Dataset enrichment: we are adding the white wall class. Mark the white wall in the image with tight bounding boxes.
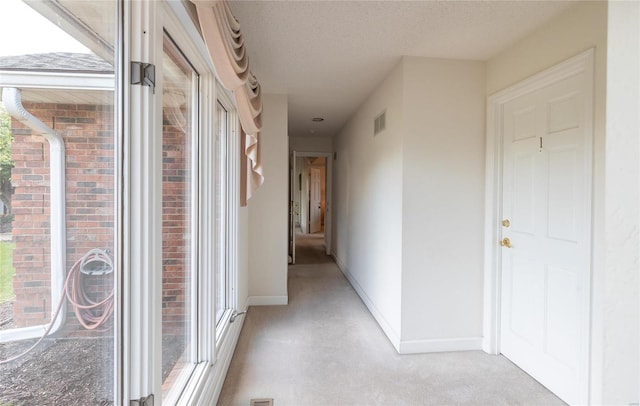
[485,2,611,402]
[333,57,486,351]
[603,1,639,403]
[333,62,404,344]
[290,135,333,153]
[400,57,485,348]
[248,94,289,305]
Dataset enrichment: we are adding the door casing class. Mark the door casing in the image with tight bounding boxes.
[483,49,594,404]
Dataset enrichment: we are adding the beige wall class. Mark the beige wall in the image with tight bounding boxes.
[603,1,639,403]
[289,135,333,153]
[333,57,486,352]
[401,57,486,347]
[248,94,289,304]
[332,62,405,344]
[486,1,607,95]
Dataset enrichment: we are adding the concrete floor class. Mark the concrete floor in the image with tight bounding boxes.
[217,233,565,405]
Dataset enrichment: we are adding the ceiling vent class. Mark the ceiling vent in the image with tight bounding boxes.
[374,110,386,135]
[250,399,274,406]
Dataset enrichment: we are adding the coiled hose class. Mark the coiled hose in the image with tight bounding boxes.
[0,248,114,365]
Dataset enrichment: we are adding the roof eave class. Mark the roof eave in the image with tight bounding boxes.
[0,70,114,91]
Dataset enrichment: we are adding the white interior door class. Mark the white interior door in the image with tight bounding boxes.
[500,71,591,405]
[309,167,322,233]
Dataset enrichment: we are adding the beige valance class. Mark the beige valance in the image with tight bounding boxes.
[191,0,264,205]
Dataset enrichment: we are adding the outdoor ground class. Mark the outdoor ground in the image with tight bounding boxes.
[0,237,115,405]
[0,306,183,406]
[0,335,114,405]
[0,242,15,304]
[0,238,185,405]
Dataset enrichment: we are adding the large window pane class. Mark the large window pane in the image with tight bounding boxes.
[161,34,197,397]
[215,101,228,326]
[0,0,117,404]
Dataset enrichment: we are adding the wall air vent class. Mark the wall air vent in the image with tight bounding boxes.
[374,110,386,135]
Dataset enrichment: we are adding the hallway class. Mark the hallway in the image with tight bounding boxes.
[217,235,564,405]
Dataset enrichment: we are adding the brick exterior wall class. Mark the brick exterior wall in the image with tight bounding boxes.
[9,102,189,337]
[10,102,115,335]
[162,115,190,336]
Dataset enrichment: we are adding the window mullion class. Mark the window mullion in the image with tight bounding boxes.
[123,0,161,402]
[228,114,239,312]
[200,77,217,364]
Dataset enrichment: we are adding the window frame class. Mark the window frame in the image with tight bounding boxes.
[214,88,239,342]
[151,3,241,404]
[159,29,202,404]
[0,1,122,403]
[0,0,244,404]
[0,73,115,346]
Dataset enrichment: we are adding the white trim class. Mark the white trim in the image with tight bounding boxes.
[227,98,240,314]
[332,252,401,353]
[197,71,216,372]
[23,0,114,63]
[218,83,237,328]
[201,80,217,358]
[189,53,201,379]
[399,337,483,354]
[0,71,114,91]
[124,0,160,401]
[483,48,594,404]
[113,2,125,403]
[166,0,217,75]
[247,296,289,306]
[119,1,132,403]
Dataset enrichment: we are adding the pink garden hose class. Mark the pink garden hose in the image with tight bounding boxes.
[0,248,114,365]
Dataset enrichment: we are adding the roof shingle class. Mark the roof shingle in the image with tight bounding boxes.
[0,52,112,74]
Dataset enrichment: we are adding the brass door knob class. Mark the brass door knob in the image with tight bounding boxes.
[500,237,512,248]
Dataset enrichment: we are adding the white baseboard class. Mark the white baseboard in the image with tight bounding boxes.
[247,295,288,306]
[332,252,483,355]
[331,252,401,352]
[399,337,483,354]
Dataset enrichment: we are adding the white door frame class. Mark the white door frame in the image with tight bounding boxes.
[482,49,594,403]
[291,151,333,262]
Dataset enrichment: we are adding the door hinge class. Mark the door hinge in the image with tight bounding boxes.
[131,61,155,94]
[131,394,154,406]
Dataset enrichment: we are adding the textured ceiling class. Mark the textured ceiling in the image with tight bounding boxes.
[229,1,576,138]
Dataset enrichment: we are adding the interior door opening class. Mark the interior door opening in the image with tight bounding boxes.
[289,151,332,265]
